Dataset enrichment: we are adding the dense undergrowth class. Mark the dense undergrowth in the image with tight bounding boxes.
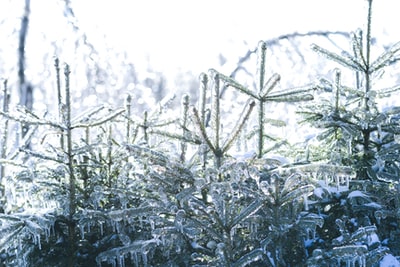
[1,1,400,266]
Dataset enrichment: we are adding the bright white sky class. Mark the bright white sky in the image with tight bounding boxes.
[70,0,399,74]
[1,0,399,79]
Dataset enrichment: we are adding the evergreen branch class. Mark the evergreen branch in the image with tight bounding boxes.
[0,111,64,130]
[351,30,367,68]
[265,93,314,102]
[296,111,323,124]
[229,198,263,228]
[233,249,265,267]
[341,50,367,71]
[125,144,169,166]
[365,0,373,68]
[180,94,190,161]
[71,105,105,124]
[149,92,176,118]
[222,100,256,154]
[211,69,259,99]
[150,129,202,145]
[191,106,216,154]
[149,118,179,128]
[142,110,150,144]
[265,86,316,101]
[149,171,175,190]
[257,41,267,92]
[311,44,365,72]
[370,41,400,72]
[317,77,334,91]
[0,159,30,168]
[71,108,124,129]
[15,105,41,119]
[211,71,221,154]
[54,58,65,150]
[262,140,288,155]
[259,73,281,99]
[281,173,303,195]
[19,148,64,163]
[199,73,208,125]
[334,69,341,112]
[279,184,314,206]
[107,206,158,221]
[0,221,25,250]
[125,94,132,142]
[186,216,223,243]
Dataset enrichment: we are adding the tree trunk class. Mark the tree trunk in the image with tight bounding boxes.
[18,0,33,138]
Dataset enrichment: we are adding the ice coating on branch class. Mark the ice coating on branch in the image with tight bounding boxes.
[96,240,157,267]
[332,245,367,267]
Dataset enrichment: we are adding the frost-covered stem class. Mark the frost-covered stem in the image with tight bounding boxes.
[334,69,341,112]
[55,58,64,150]
[125,94,132,143]
[0,80,9,194]
[363,0,373,158]
[211,72,222,168]
[333,69,342,141]
[363,0,372,112]
[396,184,400,226]
[257,41,267,92]
[199,73,208,169]
[64,64,76,263]
[142,111,149,144]
[353,30,363,90]
[199,73,208,125]
[222,100,256,154]
[257,42,267,158]
[180,94,190,162]
[257,100,265,159]
[107,124,113,187]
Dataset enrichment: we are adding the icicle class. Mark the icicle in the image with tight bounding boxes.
[174,210,185,233]
[149,217,155,230]
[117,252,125,267]
[99,221,104,236]
[303,194,309,211]
[230,225,237,243]
[335,175,340,190]
[79,224,85,239]
[35,234,41,250]
[130,251,139,267]
[141,246,149,267]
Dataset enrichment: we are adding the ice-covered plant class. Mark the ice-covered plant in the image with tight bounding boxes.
[299,0,400,181]
[297,0,400,264]
[191,71,256,168]
[213,41,316,159]
[92,144,318,266]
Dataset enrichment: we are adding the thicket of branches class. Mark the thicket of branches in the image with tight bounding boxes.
[1,0,400,266]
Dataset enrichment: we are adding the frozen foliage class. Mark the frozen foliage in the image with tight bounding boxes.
[380,254,400,267]
[0,0,400,266]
